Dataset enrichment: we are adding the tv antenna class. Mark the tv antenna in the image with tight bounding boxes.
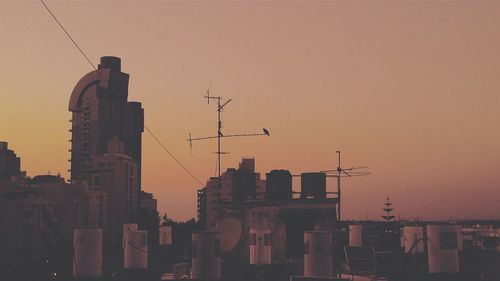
[321,150,369,279]
[321,151,370,222]
[188,87,270,201]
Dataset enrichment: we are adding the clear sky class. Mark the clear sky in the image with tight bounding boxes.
[1,1,499,221]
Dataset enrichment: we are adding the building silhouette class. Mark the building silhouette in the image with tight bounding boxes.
[68,56,143,189]
[197,158,338,268]
[76,137,139,235]
[67,57,153,271]
[0,173,86,273]
[0,141,21,180]
[0,57,159,276]
[140,191,158,214]
[68,56,143,232]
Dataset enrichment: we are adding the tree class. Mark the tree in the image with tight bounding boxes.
[381,196,395,223]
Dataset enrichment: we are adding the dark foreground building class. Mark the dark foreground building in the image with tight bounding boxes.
[197,158,339,280]
[0,174,86,278]
[0,141,21,180]
[68,56,144,188]
[68,56,144,233]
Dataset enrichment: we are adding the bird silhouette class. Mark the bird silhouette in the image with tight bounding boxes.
[263,128,270,136]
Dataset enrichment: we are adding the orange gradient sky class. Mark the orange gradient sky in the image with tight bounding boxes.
[1,1,499,221]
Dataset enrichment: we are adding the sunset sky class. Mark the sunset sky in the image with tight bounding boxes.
[1,1,499,221]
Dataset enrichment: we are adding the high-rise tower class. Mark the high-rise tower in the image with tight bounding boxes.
[68,56,144,187]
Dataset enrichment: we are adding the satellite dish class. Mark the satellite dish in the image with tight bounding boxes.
[219,218,242,253]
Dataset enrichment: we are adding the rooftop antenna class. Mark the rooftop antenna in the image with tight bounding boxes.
[321,151,369,222]
[188,87,270,208]
[206,84,212,104]
[321,150,369,278]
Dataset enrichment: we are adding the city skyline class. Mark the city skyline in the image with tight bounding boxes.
[1,1,499,221]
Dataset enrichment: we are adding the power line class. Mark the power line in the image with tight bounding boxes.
[145,127,204,186]
[40,0,96,70]
[39,0,204,187]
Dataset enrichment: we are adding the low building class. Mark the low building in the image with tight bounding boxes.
[76,137,139,241]
[0,177,86,269]
[200,158,338,266]
[218,197,338,262]
[140,191,158,214]
[0,141,21,180]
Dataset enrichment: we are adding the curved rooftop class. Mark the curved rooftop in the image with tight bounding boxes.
[68,68,111,112]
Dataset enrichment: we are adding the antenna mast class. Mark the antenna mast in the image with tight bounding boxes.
[202,88,227,202]
[321,151,369,279]
[189,87,270,216]
[321,151,370,221]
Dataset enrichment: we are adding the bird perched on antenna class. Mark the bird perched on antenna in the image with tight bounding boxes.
[263,128,270,136]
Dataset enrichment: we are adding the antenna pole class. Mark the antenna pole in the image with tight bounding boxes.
[336,150,341,221]
[320,150,368,279]
[335,150,341,279]
[192,90,270,229]
[217,97,222,201]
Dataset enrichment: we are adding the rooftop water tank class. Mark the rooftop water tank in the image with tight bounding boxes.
[403,226,424,254]
[427,224,460,273]
[192,231,221,280]
[232,168,257,202]
[304,231,333,277]
[301,173,326,199]
[73,228,102,278]
[123,223,138,248]
[124,230,148,269]
[159,225,172,246]
[349,225,363,246]
[266,170,292,200]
